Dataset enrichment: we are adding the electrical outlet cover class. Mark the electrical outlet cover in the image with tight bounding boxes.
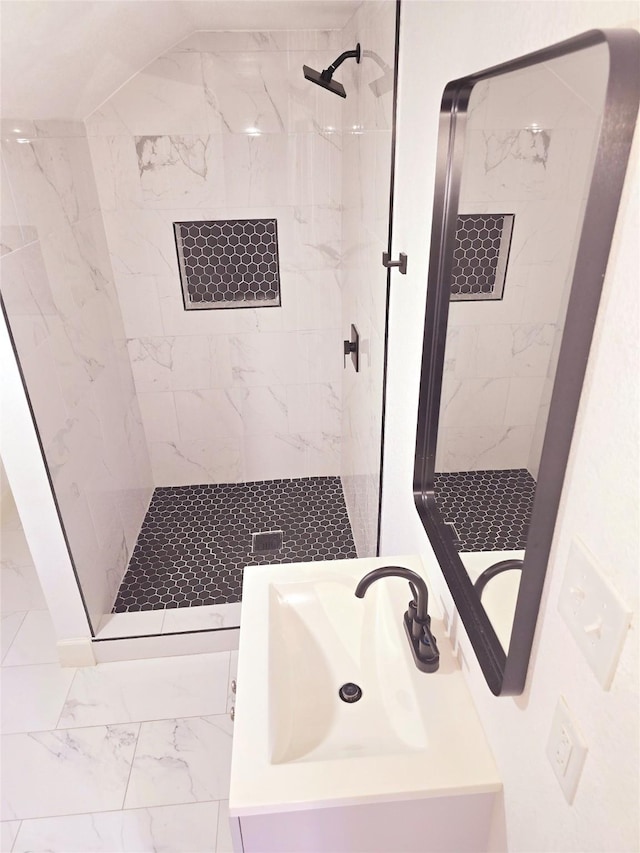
[546,697,588,804]
[558,539,632,690]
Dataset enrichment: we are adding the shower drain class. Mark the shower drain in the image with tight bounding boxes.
[251,530,283,554]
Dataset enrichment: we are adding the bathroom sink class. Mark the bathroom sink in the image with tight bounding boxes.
[268,575,427,764]
[230,555,501,817]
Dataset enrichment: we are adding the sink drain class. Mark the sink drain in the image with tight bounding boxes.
[338,682,363,703]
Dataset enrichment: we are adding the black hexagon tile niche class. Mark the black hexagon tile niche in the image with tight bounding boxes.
[112,477,357,613]
[174,218,281,310]
[450,214,514,301]
[433,468,536,551]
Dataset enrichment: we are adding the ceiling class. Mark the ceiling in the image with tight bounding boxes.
[0,0,361,120]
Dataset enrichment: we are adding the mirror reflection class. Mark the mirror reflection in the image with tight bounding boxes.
[433,44,610,652]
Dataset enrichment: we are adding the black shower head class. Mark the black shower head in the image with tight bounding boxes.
[302,64,347,98]
[302,43,361,99]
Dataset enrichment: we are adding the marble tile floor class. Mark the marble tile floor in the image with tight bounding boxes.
[1,496,237,852]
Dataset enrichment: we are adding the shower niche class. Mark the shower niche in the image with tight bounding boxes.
[450,213,514,302]
[174,218,282,310]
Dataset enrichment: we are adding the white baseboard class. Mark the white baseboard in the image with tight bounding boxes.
[57,638,96,667]
[93,627,240,663]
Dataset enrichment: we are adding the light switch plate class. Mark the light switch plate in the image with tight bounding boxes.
[558,539,631,689]
[546,697,588,804]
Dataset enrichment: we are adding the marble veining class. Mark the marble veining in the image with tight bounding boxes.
[87,29,344,485]
[124,716,233,809]
[136,135,208,180]
[11,802,222,853]
[58,652,230,728]
[1,664,76,734]
[1,724,139,820]
[0,504,235,851]
[439,57,602,472]
[436,424,534,473]
[483,128,551,173]
[0,561,47,615]
[1,125,153,629]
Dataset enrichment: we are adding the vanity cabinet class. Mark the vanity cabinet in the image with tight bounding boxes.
[231,791,497,853]
[230,555,502,853]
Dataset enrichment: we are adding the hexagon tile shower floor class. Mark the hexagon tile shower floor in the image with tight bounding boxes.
[433,468,536,551]
[113,477,357,612]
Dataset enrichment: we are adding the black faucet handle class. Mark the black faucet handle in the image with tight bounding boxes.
[408,581,418,606]
[418,627,440,672]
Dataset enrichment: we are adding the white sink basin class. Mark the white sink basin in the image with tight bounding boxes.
[268,575,428,764]
[230,555,500,817]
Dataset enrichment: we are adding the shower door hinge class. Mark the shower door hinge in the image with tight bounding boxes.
[382,251,407,275]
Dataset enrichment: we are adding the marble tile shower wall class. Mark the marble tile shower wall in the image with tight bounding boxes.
[436,50,606,475]
[86,30,345,486]
[340,1,396,556]
[0,120,154,626]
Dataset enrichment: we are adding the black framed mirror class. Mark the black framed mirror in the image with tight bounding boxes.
[413,29,640,696]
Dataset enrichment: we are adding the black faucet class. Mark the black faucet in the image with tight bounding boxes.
[355,566,439,673]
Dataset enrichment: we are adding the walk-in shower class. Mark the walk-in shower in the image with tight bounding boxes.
[1,1,399,642]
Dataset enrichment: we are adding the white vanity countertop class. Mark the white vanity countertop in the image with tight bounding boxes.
[229,554,501,817]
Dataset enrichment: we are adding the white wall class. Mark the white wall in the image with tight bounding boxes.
[383,2,639,850]
[87,30,344,486]
[1,120,153,629]
[340,0,396,555]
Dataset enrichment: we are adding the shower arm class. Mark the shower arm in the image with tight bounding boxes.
[321,45,361,81]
